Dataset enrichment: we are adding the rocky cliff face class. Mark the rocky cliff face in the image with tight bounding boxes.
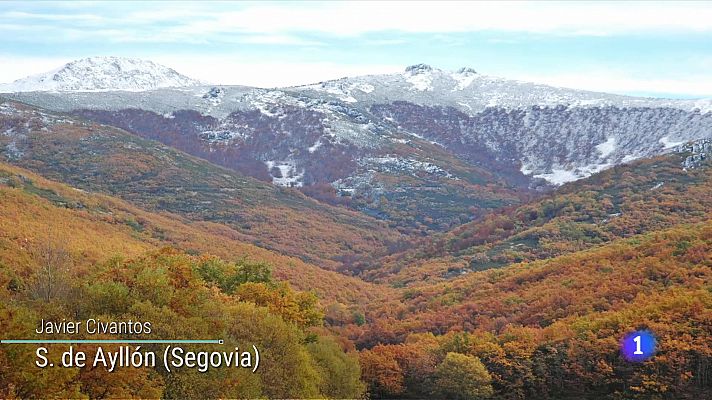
[676,138,712,170]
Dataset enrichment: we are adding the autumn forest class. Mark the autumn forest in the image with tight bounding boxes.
[0,99,710,400]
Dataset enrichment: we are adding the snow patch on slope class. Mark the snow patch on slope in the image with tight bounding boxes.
[265,160,304,187]
[533,168,580,185]
[308,140,322,153]
[596,137,616,158]
[357,83,375,93]
[660,136,685,149]
[529,161,614,185]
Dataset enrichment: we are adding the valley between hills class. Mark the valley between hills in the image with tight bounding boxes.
[1,58,711,399]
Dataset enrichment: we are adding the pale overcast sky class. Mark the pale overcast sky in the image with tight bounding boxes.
[1,1,711,98]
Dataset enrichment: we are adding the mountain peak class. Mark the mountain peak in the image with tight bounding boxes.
[0,56,201,92]
[456,67,477,75]
[404,63,434,74]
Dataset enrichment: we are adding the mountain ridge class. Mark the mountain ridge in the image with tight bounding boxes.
[0,56,202,92]
[4,57,712,233]
[4,57,711,110]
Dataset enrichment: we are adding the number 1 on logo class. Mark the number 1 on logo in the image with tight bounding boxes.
[633,335,643,355]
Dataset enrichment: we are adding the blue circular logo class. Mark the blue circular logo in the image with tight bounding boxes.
[620,330,656,362]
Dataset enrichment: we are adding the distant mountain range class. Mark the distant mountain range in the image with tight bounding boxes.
[3,56,712,232]
[0,56,200,92]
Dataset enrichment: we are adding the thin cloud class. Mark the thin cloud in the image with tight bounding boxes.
[1,10,105,23]
[131,2,712,37]
[3,1,712,43]
[236,35,325,46]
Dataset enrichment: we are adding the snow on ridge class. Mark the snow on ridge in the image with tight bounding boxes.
[0,56,201,93]
[693,99,712,114]
[298,79,361,103]
[404,64,434,91]
[451,67,477,90]
[289,64,706,115]
[4,58,705,117]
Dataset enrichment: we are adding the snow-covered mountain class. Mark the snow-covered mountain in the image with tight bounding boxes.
[3,60,712,231]
[0,56,201,92]
[295,63,712,115]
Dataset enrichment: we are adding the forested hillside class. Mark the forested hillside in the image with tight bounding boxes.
[0,248,366,398]
[0,161,393,306]
[0,98,710,399]
[0,100,407,273]
[370,150,712,286]
[349,222,712,398]
[0,161,381,397]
